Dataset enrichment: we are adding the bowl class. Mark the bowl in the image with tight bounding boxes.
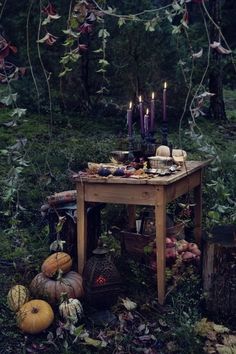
[148,156,173,169]
[111,150,130,162]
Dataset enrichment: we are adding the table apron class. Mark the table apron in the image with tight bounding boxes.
[166,170,201,203]
[84,183,157,205]
[81,170,201,205]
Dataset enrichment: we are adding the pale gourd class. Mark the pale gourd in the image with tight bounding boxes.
[59,298,83,324]
[7,285,29,312]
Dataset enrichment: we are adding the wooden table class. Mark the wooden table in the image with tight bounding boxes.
[73,160,209,305]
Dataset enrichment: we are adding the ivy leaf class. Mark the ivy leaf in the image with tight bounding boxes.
[172,25,181,34]
[145,21,155,32]
[118,17,126,27]
[98,28,110,38]
[84,337,104,348]
[50,240,65,252]
[98,59,109,66]
[93,48,103,53]
[10,108,27,118]
[59,67,72,77]
[2,120,17,127]
[0,93,18,106]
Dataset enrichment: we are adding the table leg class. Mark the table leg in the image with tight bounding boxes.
[155,186,166,305]
[76,183,87,274]
[193,171,202,246]
[127,205,136,231]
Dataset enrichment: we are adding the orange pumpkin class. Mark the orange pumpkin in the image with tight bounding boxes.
[17,299,54,334]
[30,271,84,304]
[41,252,72,278]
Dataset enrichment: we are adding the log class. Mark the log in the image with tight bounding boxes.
[203,225,236,323]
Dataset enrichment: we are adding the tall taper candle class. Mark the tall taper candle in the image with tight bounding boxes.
[144,108,149,136]
[163,82,167,121]
[150,92,155,131]
[139,95,144,136]
[127,101,133,137]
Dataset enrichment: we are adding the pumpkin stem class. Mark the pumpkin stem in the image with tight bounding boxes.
[32,307,39,314]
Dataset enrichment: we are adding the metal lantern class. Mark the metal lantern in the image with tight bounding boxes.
[83,245,122,309]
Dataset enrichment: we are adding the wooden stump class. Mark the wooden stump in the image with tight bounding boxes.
[203,225,236,323]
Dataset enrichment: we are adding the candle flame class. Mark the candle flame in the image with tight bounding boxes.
[146,108,149,115]
[139,95,142,103]
[129,101,132,109]
[164,82,167,89]
[151,92,155,100]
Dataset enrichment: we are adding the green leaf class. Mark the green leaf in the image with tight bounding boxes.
[98,28,110,39]
[98,59,109,66]
[10,108,27,118]
[84,337,103,348]
[59,67,72,77]
[0,93,18,106]
[93,48,103,53]
[118,17,126,27]
[70,17,78,29]
[172,25,181,34]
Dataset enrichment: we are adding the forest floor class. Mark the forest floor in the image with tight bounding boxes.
[0,92,235,353]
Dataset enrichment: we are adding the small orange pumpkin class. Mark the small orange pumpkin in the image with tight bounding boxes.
[30,271,84,304]
[41,252,72,278]
[17,299,54,334]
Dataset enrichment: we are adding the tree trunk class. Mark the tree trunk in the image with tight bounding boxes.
[208,0,227,121]
[203,225,236,324]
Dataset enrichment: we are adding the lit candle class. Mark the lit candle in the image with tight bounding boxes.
[139,95,144,136]
[127,101,133,137]
[163,82,167,121]
[150,92,155,131]
[144,108,149,136]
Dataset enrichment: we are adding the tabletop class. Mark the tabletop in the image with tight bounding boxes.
[73,160,210,186]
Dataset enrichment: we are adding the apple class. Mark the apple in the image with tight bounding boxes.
[188,243,199,253]
[166,237,175,248]
[181,251,195,261]
[176,239,188,253]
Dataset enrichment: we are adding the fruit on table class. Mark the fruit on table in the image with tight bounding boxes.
[7,284,29,312]
[98,167,111,176]
[41,252,72,278]
[17,299,54,334]
[30,271,84,304]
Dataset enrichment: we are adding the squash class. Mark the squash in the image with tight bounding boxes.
[59,298,83,324]
[155,145,170,157]
[30,271,84,304]
[7,285,29,312]
[41,252,72,278]
[17,299,54,334]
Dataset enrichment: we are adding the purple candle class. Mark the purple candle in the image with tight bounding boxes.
[127,101,133,137]
[150,92,155,131]
[163,82,167,121]
[144,108,149,136]
[139,95,144,136]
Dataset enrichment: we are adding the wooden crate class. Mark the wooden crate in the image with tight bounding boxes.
[120,230,155,257]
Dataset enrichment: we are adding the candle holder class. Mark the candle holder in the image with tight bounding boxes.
[142,131,158,158]
[161,120,168,146]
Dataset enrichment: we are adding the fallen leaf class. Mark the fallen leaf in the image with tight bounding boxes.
[121,297,137,311]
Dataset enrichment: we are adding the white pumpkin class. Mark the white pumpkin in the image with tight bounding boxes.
[155,145,170,157]
[59,298,83,324]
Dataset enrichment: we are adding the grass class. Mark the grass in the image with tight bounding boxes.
[0,99,235,353]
